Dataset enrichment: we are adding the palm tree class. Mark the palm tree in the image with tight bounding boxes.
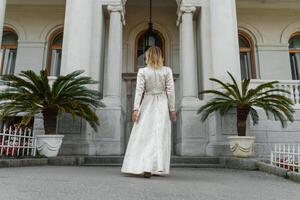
[0,70,104,135]
[198,72,295,136]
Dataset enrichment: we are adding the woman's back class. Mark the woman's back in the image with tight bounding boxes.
[135,66,175,112]
[140,66,173,94]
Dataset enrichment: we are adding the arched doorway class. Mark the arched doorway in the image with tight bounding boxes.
[135,29,165,71]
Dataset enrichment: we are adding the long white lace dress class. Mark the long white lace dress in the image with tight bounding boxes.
[121,66,175,175]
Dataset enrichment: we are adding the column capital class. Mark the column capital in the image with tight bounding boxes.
[107,4,126,25]
[180,6,196,14]
[107,4,123,12]
[176,6,196,26]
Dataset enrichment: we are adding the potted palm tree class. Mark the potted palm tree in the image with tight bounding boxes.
[198,72,295,157]
[0,70,104,157]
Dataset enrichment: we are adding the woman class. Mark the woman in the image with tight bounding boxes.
[121,46,176,178]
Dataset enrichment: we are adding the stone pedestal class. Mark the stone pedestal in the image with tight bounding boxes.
[95,107,125,155]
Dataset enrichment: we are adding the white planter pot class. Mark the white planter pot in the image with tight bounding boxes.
[36,135,64,157]
[228,136,256,158]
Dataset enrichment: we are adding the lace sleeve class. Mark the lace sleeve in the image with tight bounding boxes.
[166,67,175,112]
[133,68,145,111]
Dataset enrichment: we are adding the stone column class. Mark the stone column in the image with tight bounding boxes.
[57,0,96,155]
[0,0,7,46]
[98,4,125,155]
[103,5,123,106]
[176,6,205,156]
[210,0,241,81]
[206,0,241,156]
[180,6,198,103]
[61,0,93,75]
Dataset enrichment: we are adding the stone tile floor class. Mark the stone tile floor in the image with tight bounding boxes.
[0,166,298,200]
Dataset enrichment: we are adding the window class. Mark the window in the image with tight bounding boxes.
[135,29,164,72]
[47,29,63,76]
[289,32,300,80]
[0,27,18,75]
[239,32,256,80]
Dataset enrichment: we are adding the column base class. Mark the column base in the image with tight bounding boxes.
[175,97,209,156]
[60,140,97,155]
[57,96,125,156]
[92,97,125,155]
[206,142,231,157]
[60,139,125,156]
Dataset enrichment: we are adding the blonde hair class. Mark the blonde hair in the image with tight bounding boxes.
[145,46,164,68]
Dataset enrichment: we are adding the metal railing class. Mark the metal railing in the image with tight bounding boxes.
[271,144,300,172]
[0,125,36,157]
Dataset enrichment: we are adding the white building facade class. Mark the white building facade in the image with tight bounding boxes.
[1,0,300,157]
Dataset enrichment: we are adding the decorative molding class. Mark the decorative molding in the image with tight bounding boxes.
[238,22,264,45]
[176,6,196,26]
[107,4,126,25]
[180,6,196,13]
[107,4,123,12]
[3,21,26,40]
[39,23,64,41]
[280,21,300,44]
[256,44,289,51]
[17,40,46,47]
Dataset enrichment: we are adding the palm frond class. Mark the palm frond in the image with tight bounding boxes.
[0,70,105,132]
[249,108,259,125]
[198,73,295,136]
[227,72,242,100]
[209,77,240,100]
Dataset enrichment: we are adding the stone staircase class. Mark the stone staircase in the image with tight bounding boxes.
[81,156,224,168]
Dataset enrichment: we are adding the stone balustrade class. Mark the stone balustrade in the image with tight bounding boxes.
[250,79,300,106]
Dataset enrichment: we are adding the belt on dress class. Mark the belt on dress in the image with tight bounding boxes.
[144,91,166,95]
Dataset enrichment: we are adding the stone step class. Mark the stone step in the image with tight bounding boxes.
[81,163,224,168]
[171,156,220,164]
[171,164,224,168]
[83,156,123,164]
[82,156,222,166]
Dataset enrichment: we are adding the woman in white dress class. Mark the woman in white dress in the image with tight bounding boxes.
[121,46,176,178]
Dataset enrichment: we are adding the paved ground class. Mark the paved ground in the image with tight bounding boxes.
[0,166,299,200]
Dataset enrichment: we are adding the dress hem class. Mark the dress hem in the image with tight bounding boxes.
[121,170,169,176]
